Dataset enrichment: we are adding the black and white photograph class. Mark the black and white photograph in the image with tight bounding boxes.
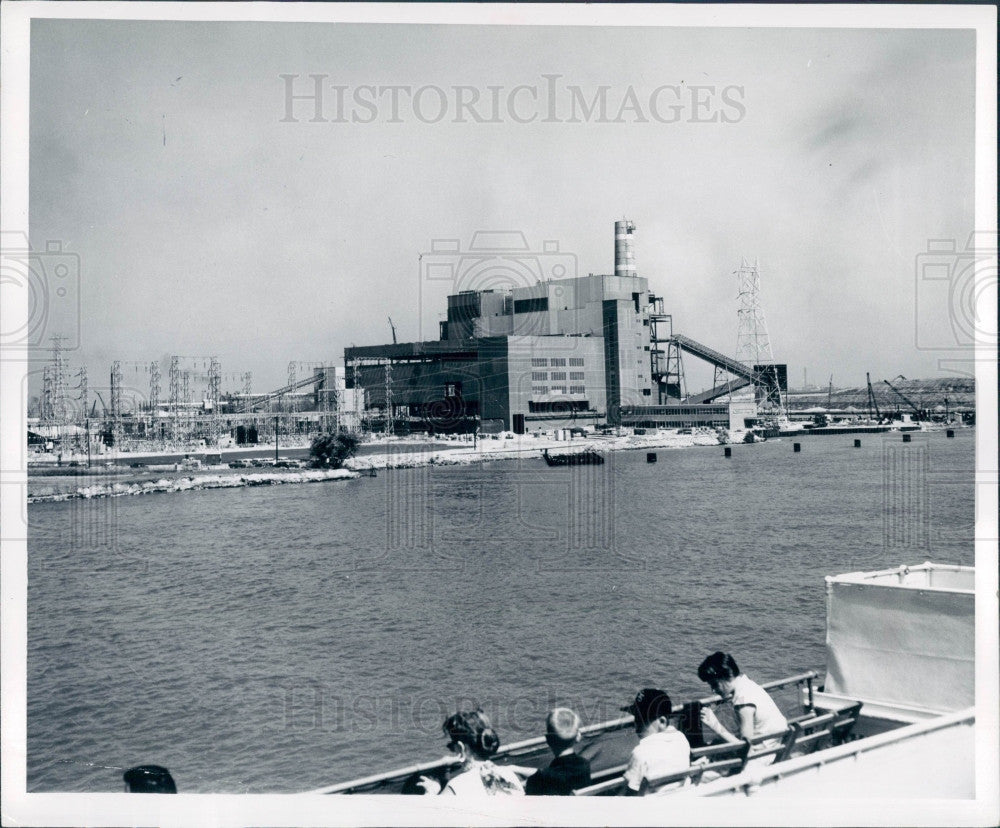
[1,2,997,826]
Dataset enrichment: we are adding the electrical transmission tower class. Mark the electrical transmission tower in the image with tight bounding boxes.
[41,365,53,421]
[733,258,784,414]
[208,358,221,438]
[110,360,124,446]
[169,357,180,440]
[384,361,394,435]
[78,367,88,420]
[149,361,161,411]
[49,335,68,423]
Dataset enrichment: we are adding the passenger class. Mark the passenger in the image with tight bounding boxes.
[418,709,525,796]
[524,707,591,796]
[697,651,788,754]
[122,765,177,793]
[621,687,691,795]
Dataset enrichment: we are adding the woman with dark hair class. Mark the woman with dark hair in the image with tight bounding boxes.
[697,651,787,751]
[418,709,525,796]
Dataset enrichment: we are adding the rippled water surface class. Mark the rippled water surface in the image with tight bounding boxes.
[27,431,975,792]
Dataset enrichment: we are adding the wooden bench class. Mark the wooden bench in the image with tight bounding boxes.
[785,701,863,756]
[571,703,863,797]
[572,742,753,796]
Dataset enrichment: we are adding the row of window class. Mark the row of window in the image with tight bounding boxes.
[531,371,587,381]
[529,357,585,367]
[531,386,587,396]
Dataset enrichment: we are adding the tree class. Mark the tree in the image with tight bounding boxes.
[309,431,360,469]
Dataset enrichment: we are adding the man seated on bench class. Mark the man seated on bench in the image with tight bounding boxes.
[697,651,787,762]
[621,687,691,795]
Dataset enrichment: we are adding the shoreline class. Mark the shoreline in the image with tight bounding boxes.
[27,423,967,502]
[342,429,724,470]
[27,430,725,502]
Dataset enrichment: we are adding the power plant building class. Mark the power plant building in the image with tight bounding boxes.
[345,221,759,433]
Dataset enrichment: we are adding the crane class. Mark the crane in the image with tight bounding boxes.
[388,316,397,345]
[883,378,927,421]
[866,373,882,423]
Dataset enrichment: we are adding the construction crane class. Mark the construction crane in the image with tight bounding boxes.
[883,378,927,421]
[866,373,882,423]
[388,316,397,345]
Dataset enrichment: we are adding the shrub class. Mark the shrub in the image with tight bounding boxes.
[309,431,361,469]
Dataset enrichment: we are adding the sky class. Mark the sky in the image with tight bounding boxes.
[28,20,977,403]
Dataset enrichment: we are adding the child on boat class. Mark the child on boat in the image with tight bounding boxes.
[621,687,691,795]
[524,707,591,795]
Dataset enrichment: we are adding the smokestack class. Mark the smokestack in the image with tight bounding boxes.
[614,219,636,277]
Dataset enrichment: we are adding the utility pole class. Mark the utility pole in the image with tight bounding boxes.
[274,415,279,462]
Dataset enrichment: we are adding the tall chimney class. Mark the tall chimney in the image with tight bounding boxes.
[614,219,636,277]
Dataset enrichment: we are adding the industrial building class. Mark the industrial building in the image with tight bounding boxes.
[345,221,783,434]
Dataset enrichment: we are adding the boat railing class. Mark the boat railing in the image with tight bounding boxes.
[574,699,863,798]
[309,670,818,795]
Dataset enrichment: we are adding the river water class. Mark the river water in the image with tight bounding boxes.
[26,430,975,793]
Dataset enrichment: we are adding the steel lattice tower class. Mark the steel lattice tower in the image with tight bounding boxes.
[78,367,88,420]
[41,365,53,421]
[207,358,221,438]
[149,361,160,412]
[50,335,68,423]
[169,357,180,439]
[733,258,784,413]
[384,361,394,435]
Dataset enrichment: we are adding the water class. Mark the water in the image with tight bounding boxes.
[26,431,975,793]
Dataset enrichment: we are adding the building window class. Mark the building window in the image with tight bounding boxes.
[643,388,651,396]
[531,358,548,367]
[532,371,547,381]
[569,371,585,380]
[569,357,584,366]
[532,386,548,396]
[549,358,566,366]
[570,385,586,394]
[514,297,549,314]
[551,386,566,394]
[550,371,566,380]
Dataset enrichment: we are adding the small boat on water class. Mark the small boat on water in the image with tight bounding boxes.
[310,562,977,800]
[541,449,605,466]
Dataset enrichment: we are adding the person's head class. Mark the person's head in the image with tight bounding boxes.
[622,688,672,737]
[697,651,741,697]
[123,765,177,793]
[544,707,581,755]
[442,709,500,762]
